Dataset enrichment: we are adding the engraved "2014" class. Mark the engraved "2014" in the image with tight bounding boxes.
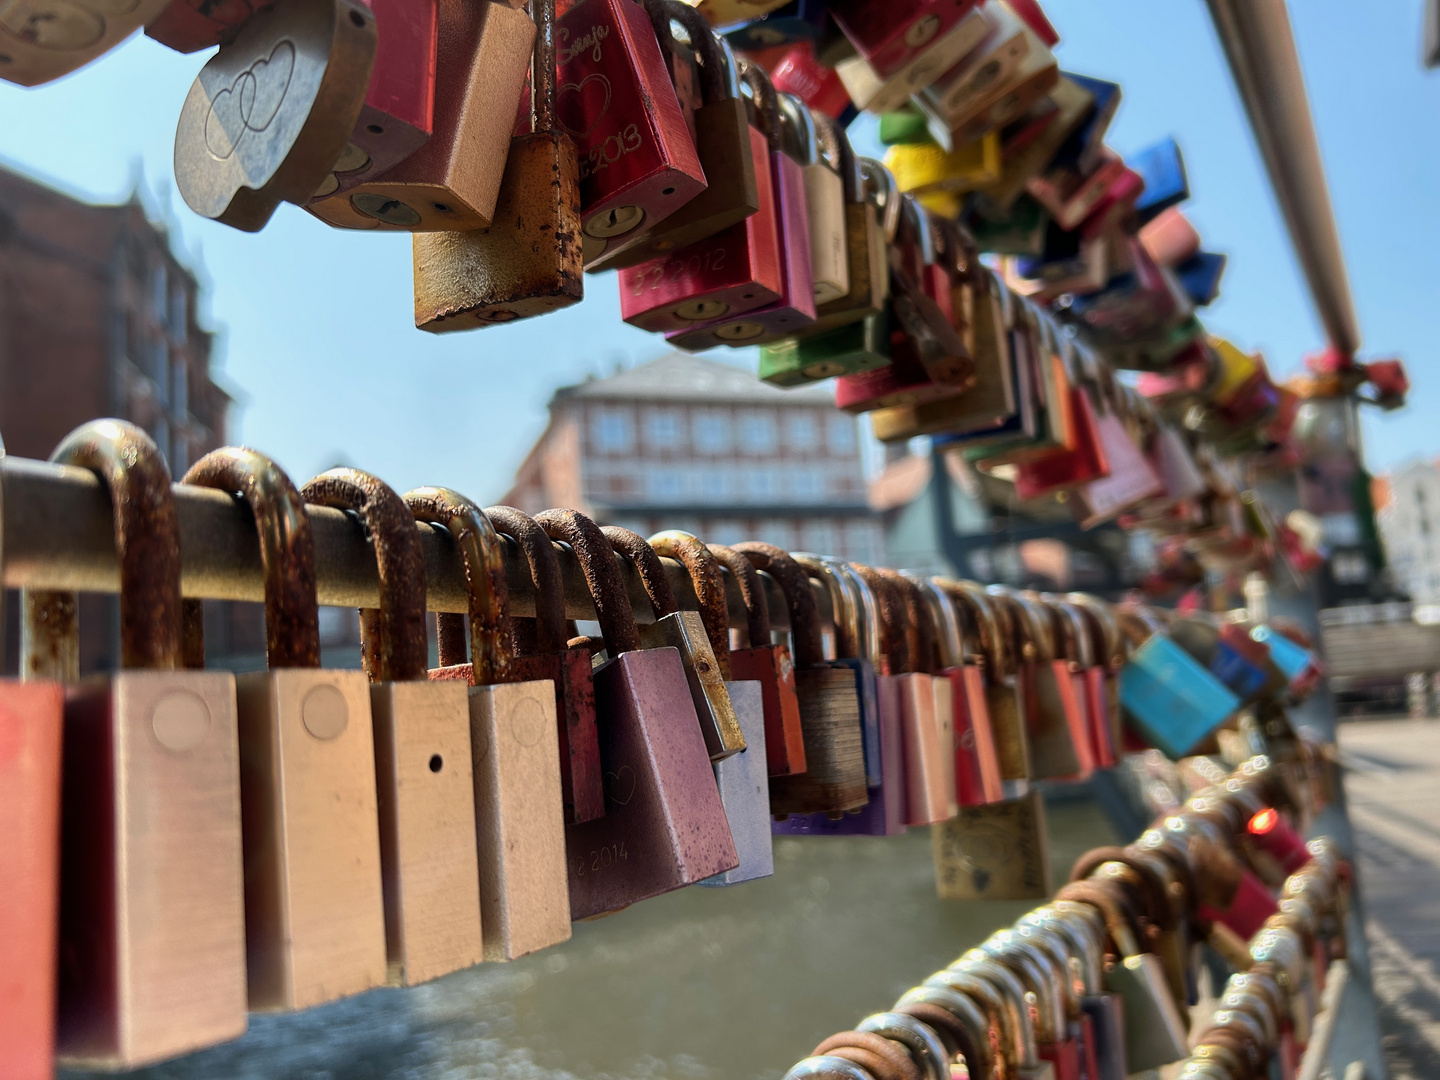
[578,123,642,182]
[628,246,728,295]
[574,841,628,877]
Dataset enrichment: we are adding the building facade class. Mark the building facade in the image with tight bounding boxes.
[1377,460,1440,606]
[504,354,883,563]
[0,164,242,673]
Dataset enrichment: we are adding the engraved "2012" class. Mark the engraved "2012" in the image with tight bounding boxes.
[574,841,628,877]
[578,123,642,181]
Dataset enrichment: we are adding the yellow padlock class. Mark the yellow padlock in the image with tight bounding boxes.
[883,130,1000,196]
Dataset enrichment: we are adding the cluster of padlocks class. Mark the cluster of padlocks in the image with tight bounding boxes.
[785,758,1352,1080]
[0,416,1330,1074]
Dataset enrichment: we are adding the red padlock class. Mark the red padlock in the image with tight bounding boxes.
[557,0,708,263]
[829,0,979,81]
[769,41,853,121]
[1249,808,1313,877]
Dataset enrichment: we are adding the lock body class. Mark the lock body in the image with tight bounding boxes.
[513,651,605,824]
[413,132,585,329]
[1118,635,1240,758]
[0,0,172,86]
[767,667,868,815]
[557,0,707,262]
[898,671,949,825]
[468,681,573,959]
[57,671,247,1068]
[370,679,483,984]
[0,681,65,1078]
[801,155,849,305]
[701,681,775,885]
[835,324,963,413]
[810,199,888,334]
[639,610,745,760]
[234,669,387,1012]
[832,0,979,78]
[174,0,378,232]
[566,648,737,919]
[939,667,984,807]
[835,3,990,115]
[729,642,807,776]
[959,665,1003,800]
[1028,659,1089,779]
[931,788,1051,900]
[311,0,535,231]
[915,3,1029,131]
[147,0,270,52]
[760,311,891,387]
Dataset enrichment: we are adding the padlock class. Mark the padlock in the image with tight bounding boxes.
[931,963,1034,1079]
[985,931,1082,1080]
[412,0,583,329]
[931,578,1003,803]
[722,0,826,50]
[693,0,791,30]
[0,678,64,1079]
[734,542,868,816]
[810,1028,939,1080]
[772,556,904,836]
[1053,879,1190,1073]
[308,0,533,230]
[769,40,855,124]
[708,543,807,776]
[24,423,247,1067]
[602,526,743,760]
[888,197,973,390]
[1117,614,1241,759]
[147,0,271,52]
[1016,592,1093,780]
[779,93,848,305]
[299,472,480,985]
[855,1013,951,1080]
[834,0,990,116]
[759,310,893,388]
[912,973,1013,1080]
[646,532,773,886]
[990,587,1066,777]
[909,574,981,810]
[176,449,385,1014]
[1051,596,1116,769]
[666,60,816,349]
[1024,907,1120,1080]
[1077,854,1190,1015]
[948,952,1058,1079]
[535,510,735,918]
[409,490,571,960]
[830,0,976,80]
[591,9,760,271]
[174,0,377,231]
[0,0,172,86]
[971,79,1094,218]
[1066,593,1125,763]
[554,0,707,264]
[1169,813,1279,942]
[304,0,441,200]
[884,129,1000,197]
[932,787,1051,900]
[950,580,1030,789]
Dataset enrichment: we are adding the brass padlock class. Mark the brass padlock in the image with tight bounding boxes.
[308,0,535,231]
[174,0,377,231]
[954,580,1032,787]
[409,489,572,960]
[413,0,584,329]
[779,93,848,305]
[180,449,386,1012]
[0,0,172,86]
[25,422,247,1067]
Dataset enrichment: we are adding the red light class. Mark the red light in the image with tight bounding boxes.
[1249,808,1279,835]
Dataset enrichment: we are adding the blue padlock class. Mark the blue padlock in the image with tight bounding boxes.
[1131,136,1188,224]
[1119,634,1240,759]
[723,0,827,50]
[1250,625,1315,684]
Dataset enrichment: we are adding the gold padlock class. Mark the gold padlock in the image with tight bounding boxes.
[0,0,172,87]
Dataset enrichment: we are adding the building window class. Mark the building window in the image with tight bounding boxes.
[170,284,187,336]
[758,520,795,550]
[591,408,634,454]
[739,411,778,454]
[151,264,168,324]
[747,469,779,500]
[644,408,683,449]
[707,519,746,545]
[172,356,188,417]
[785,411,819,450]
[693,410,732,454]
[844,521,882,565]
[791,468,825,501]
[827,413,858,454]
[647,467,684,501]
[802,520,837,556]
[699,468,730,500]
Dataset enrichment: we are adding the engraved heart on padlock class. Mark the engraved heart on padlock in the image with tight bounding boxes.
[203,39,296,159]
[556,72,612,140]
[603,764,636,806]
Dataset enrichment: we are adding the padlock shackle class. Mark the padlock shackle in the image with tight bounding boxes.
[603,526,678,623]
[1048,597,1094,668]
[936,579,1006,675]
[811,111,858,204]
[857,159,901,242]
[1024,906,1104,997]
[405,488,513,686]
[1065,592,1124,671]
[663,0,727,104]
[301,468,429,683]
[906,576,963,672]
[883,569,935,676]
[738,58,782,152]
[838,561,883,668]
[985,586,1040,666]
[981,932,1066,1045]
[794,554,856,661]
[733,542,824,669]
[949,954,1042,1070]
[852,565,910,675]
[707,543,770,648]
[535,510,643,654]
[1013,918,1084,1019]
[649,529,731,679]
[531,0,557,133]
[856,1012,950,1080]
[485,505,568,655]
[182,446,321,670]
[776,92,818,166]
[38,420,182,673]
[895,983,995,1080]
[1053,878,1145,960]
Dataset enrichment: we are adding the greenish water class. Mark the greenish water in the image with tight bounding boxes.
[65,799,1120,1080]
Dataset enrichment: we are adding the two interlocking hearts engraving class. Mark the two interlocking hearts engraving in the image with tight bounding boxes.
[603,764,636,806]
[0,0,141,50]
[204,39,296,160]
[555,72,611,141]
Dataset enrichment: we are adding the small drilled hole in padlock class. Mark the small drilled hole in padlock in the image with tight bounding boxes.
[429,754,443,773]
[0,54,11,64]
[367,123,384,135]
[433,203,452,212]
[662,187,676,196]
[350,11,366,27]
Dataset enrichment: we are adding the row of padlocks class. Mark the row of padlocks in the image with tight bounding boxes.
[1,416,1326,1075]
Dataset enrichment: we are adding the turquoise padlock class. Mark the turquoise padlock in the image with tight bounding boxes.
[1250,625,1315,684]
[1119,634,1241,758]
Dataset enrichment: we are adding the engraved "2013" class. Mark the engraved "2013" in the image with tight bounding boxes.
[578,123,642,182]
[574,841,628,877]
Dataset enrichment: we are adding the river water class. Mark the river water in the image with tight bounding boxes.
[63,798,1120,1080]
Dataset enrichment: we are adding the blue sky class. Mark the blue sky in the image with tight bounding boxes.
[0,0,1434,501]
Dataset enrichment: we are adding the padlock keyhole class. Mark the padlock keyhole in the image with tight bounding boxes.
[429,754,444,773]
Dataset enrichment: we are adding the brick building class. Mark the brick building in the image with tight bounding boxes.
[0,163,247,672]
[504,353,883,563]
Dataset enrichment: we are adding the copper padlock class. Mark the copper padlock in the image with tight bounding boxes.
[932,577,1003,802]
[412,0,583,328]
[0,0,172,86]
[309,0,534,230]
[293,471,479,987]
[536,510,735,919]
[182,449,386,1011]
[952,580,1031,790]
[26,422,247,1067]
[556,0,707,263]
[147,0,271,52]
[1012,591,1090,780]
[604,526,744,760]
[708,542,806,777]
[174,0,377,231]
[590,3,760,271]
[411,490,571,960]
[735,542,867,816]
[0,678,64,1079]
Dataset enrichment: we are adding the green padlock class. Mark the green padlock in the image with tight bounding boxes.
[759,310,892,387]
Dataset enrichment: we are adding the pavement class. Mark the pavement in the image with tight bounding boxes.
[1338,718,1440,1080]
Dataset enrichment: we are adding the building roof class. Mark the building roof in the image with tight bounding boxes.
[553,352,837,406]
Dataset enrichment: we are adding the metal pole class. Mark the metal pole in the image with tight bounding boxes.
[1204,0,1361,360]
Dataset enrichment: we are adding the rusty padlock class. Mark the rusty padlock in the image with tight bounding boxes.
[410,490,572,960]
[24,422,247,1067]
[536,510,735,919]
[301,470,480,986]
[412,0,584,329]
[0,0,172,86]
[174,0,377,231]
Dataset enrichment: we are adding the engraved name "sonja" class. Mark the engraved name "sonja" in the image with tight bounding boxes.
[559,22,608,65]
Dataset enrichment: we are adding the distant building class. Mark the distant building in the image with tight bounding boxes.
[503,353,883,563]
[1378,460,1440,605]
